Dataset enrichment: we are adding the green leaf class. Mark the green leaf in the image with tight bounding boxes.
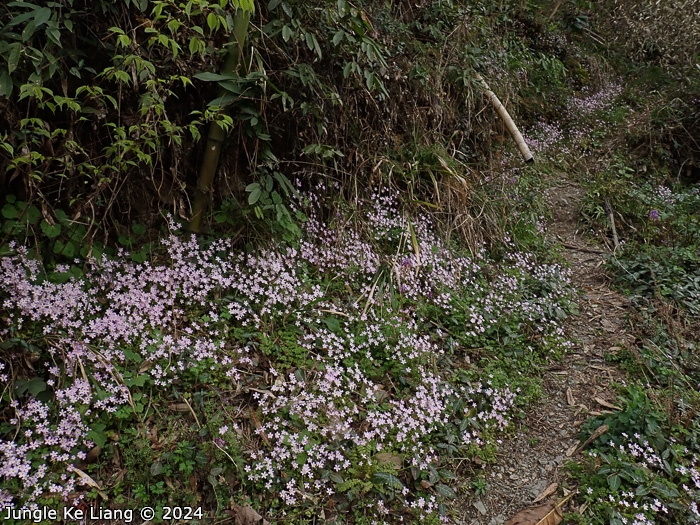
[40,220,61,238]
[434,483,458,499]
[332,30,344,46]
[206,12,218,34]
[608,474,621,492]
[372,472,403,490]
[189,36,202,57]
[26,377,47,396]
[22,20,37,42]
[150,461,163,476]
[34,7,52,28]
[7,43,21,74]
[46,25,62,48]
[248,186,262,205]
[0,70,11,97]
[267,0,282,10]
[194,71,239,82]
[329,472,344,484]
[343,61,354,78]
[86,425,107,448]
[323,317,341,332]
[62,241,75,258]
[1,204,18,219]
[281,24,292,42]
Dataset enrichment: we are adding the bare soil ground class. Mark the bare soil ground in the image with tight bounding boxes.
[453,178,634,524]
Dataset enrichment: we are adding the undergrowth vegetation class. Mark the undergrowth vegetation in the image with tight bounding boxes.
[1,188,574,521]
[1,0,700,523]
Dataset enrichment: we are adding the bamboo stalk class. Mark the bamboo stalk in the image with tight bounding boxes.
[188,9,251,233]
[474,73,534,164]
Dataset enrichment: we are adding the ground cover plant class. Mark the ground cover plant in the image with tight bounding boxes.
[0,186,575,522]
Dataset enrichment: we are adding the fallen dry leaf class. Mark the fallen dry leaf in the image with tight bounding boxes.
[571,424,609,456]
[505,493,574,525]
[532,482,558,503]
[566,388,575,406]
[594,397,621,411]
[504,501,561,525]
[376,452,403,468]
[233,503,270,525]
[70,466,108,500]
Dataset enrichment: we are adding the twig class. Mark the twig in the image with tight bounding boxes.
[604,198,619,250]
[548,0,563,21]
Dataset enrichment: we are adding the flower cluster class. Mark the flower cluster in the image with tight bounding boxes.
[585,433,700,524]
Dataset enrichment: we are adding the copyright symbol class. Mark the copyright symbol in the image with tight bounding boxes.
[140,507,155,521]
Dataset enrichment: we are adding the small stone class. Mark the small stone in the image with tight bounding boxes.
[473,500,487,515]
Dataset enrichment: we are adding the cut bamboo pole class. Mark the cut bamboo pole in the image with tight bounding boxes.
[474,73,534,164]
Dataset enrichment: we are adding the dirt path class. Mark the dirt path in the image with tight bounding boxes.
[454,178,634,524]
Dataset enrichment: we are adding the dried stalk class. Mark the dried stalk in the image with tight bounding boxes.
[604,198,619,250]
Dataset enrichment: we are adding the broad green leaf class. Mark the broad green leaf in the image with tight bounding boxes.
[372,472,403,490]
[62,241,75,258]
[194,72,239,82]
[7,43,22,73]
[150,461,163,476]
[189,36,202,56]
[332,30,344,46]
[0,70,11,97]
[207,12,218,34]
[248,186,262,205]
[1,204,18,219]
[608,474,621,491]
[34,7,52,28]
[281,24,292,42]
[40,220,61,238]
[435,483,457,498]
[22,20,37,42]
[329,472,344,484]
[268,0,282,10]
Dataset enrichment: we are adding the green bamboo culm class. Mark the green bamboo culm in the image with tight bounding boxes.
[189,8,251,233]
